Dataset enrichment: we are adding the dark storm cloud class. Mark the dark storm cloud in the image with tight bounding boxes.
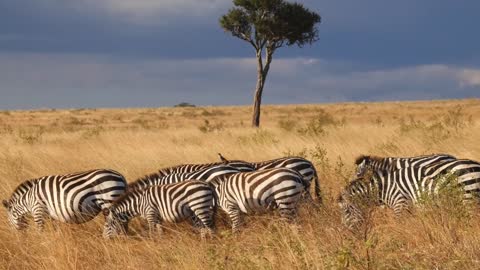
[0,0,479,109]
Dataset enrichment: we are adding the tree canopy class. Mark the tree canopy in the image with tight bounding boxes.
[220,0,321,52]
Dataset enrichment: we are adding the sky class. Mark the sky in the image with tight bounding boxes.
[0,0,479,109]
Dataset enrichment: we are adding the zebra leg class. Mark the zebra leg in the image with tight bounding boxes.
[191,208,214,239]
[278,202,298,223]
[146,210,163,237]
[32,204,47,231]
[227,206,243,233]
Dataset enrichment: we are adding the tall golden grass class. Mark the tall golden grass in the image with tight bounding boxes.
[1,99,480,269]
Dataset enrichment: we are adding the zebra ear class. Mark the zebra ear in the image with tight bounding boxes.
[102,208,110,216]
[354,155,369,165]
[2,200,9,209]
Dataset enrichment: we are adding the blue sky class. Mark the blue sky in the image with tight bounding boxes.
[1,0,479,109]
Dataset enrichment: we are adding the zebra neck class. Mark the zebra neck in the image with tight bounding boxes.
[208,175,227,188]
[113,191,144,220]
[373,158,395,171]
[372,171,405,209]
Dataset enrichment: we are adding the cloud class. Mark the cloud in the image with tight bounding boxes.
[459,69,480,87]
[72,0,231,24]
[0,52,478,109]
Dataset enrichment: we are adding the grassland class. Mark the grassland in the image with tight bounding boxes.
[1,99,480,269]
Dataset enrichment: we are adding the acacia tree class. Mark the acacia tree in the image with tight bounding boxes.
[220,0,321,127]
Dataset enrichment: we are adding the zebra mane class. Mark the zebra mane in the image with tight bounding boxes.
[9,178,39,201]
[354,155,385,165]
[127,172,163,190]
[254,156,304,166]
[111,188,140,208]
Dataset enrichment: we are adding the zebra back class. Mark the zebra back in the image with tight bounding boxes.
[128,165,244,190]
[355,153,457,177]
[152,160,254,177]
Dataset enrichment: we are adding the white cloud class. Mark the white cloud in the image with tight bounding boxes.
[80,0,231,23]
[458,69,480,87]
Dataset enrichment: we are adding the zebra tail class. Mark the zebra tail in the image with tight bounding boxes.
[211,189,219,230]
[312,166,322,204]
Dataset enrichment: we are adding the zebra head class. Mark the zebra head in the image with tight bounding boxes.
[337,191,364,230]
[354,155,371,177]
[102,208,129,238]
[2,199,28,230]
[338,177,379,229]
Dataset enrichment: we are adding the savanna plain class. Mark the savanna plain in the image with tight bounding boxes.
[1,99,480,270]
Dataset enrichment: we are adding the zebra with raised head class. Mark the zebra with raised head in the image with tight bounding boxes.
[208,168,305,232]
[155,160,254,177]
[128,164,250,190]
[354,153,456,177]
[218,154,321,202]
[102,180,215,239]
[339,158,480,229]
[2,169,127,230]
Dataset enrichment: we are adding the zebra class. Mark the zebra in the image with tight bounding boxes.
[354,153,456,177]
[208,168,305,232]
[154,160,254,177]
[128,164,250,190]
[339,158,480,229]
[218,154,321,202]
[102,180,215,239]
[2,169,127,230]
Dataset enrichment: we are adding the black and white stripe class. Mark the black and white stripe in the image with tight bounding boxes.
[128,165,248,190]
[2,169,127,230]
[102,180,215,238]
[155,160,255,177]
[253,156,321,201]
[219,155,321,201]
[354,153,456,177]
[339,158,480,228]
[209,168,305,232]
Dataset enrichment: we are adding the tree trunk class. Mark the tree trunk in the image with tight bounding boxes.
[251,48,273,128]
[252,73,264,127]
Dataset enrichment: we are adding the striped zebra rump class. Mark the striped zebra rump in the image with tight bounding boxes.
[210,168,305,231]
[250,156,321,201]
[421,159,480,199]
[102,180,215,238]
[2,169,127,229]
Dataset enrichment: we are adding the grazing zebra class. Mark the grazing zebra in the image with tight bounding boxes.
[2,169,126,230]
[209,168,305,232]
[128,164,248,190]
[102,180,215,238]
[339,158,480,229]
[218,154,321,202]
[354,153,456,177]
[155,160,254,177]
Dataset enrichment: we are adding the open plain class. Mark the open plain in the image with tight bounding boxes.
[1,99,480,269]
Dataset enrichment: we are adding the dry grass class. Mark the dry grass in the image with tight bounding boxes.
[1,99,480,269]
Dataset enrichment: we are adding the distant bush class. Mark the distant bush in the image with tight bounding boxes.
[200,109,229,117]
[297,109,343,136]
[277,118,297,132]
[198,119,225,133]
[237,130,279,145]
[17,128,44,144]
[174,102,196,108]
[398,105,473,145]
[282,148,308,158]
